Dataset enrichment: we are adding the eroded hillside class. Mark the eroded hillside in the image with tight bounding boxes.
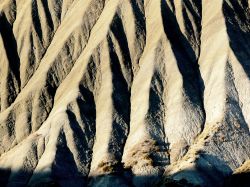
[0,0,249,186]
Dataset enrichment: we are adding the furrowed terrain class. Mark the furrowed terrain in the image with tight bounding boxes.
[0,0,249,186]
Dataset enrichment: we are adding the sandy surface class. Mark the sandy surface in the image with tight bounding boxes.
[0,0,249,186]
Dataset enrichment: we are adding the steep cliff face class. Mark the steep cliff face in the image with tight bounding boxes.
[0,0,249,186]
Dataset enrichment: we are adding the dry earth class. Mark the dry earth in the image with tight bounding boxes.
[0,0,250,186]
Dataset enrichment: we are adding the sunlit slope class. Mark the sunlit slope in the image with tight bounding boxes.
[0,0,249,186]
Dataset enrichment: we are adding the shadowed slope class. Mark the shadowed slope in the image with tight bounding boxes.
[0,0,250,187]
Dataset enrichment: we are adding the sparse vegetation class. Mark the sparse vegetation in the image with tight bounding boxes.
[0,0,250,186]
[97,160,123,174]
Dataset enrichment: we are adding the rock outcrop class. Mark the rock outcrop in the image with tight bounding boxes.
[0,0,249,186]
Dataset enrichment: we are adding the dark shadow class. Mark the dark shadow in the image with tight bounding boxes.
[223,172,250,187]
[167,153,234,187]
[31,77,57,131]
[182,0,202,34]
[77,85,96,145]
[51,130,88,186]
[224,61,250,133]
[160,0,205,107]
[195,153,233,187]
[0,13,21,104]
[110,14,133,81]
[182,0,202,52]
[223,0,250,79]
[0,148,240,186]
[32,0,54,43]
[169,0,176,13]
[0,131,87,187]
[37,34,82,126]
[66,85,96,167]
[40,0,55,31]
[130,0,147,68]
[0,161,241,187]
[0,14,20,81]
[130,0,146,38]
[106,31,131,163]
[0,168,11,186]
[160,0,206,162]
[31,0,44,44]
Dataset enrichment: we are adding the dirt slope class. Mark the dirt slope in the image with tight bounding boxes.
[0,0,249,186]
